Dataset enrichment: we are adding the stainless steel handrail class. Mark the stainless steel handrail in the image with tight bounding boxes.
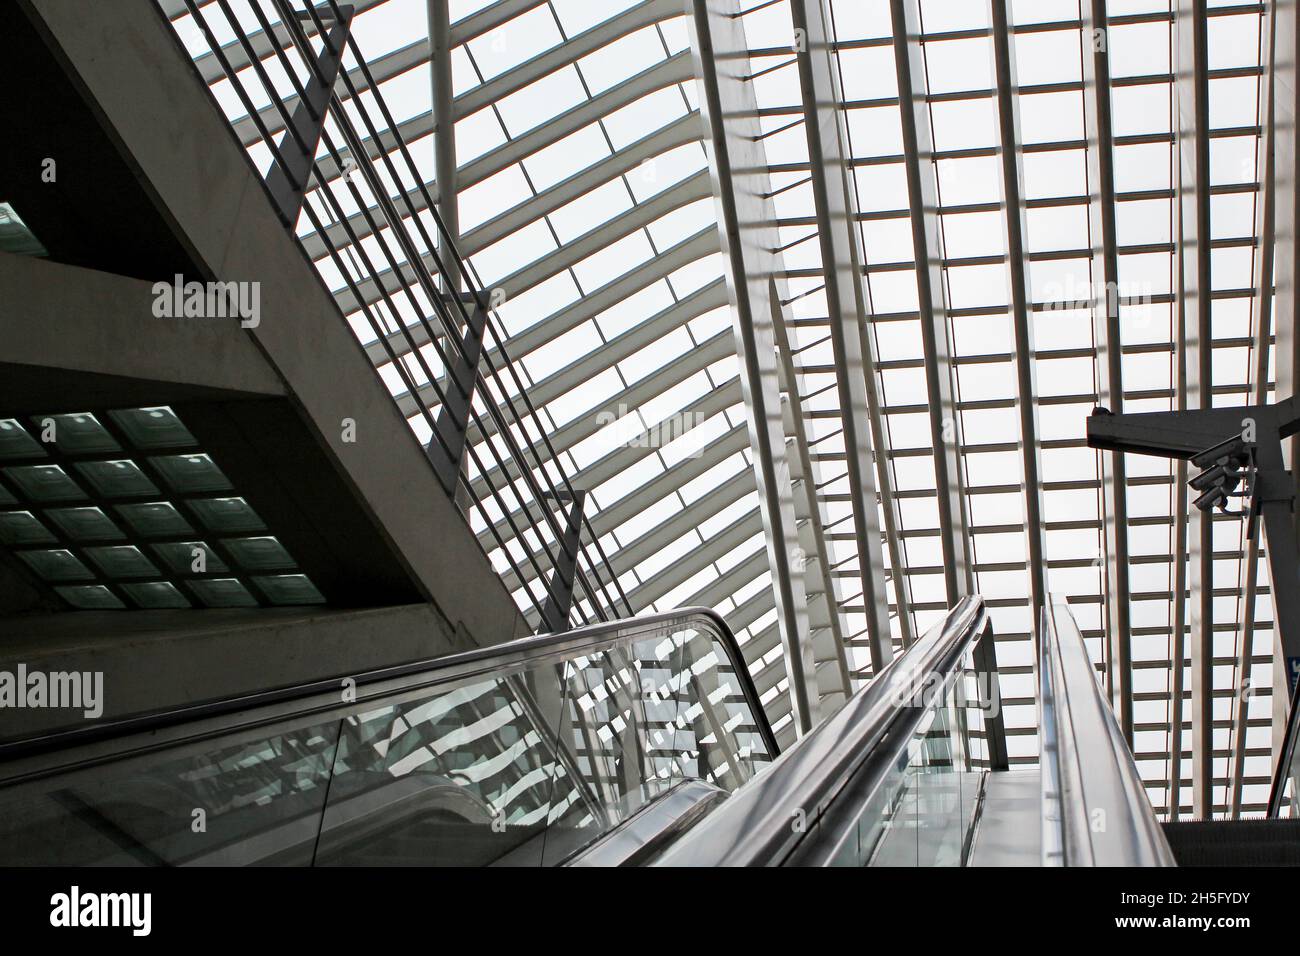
[1039,599,1175,866]
[0,606,776,782]
[653,596,994,866]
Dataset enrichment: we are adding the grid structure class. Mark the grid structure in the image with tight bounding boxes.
[153,0,1279,814]
[0,408,324,609]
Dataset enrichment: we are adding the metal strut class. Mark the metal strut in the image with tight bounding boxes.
[263,4,355,226]
[540,489,587,634]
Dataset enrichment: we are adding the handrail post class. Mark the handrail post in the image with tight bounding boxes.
[972,618,1009,771]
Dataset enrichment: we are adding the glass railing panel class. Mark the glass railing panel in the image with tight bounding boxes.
[829,644,985,867]
[675,624,772,790]
[315,658,577,866]
[0,608,772,867]
[540,619,771,865]
[0,718,340,865]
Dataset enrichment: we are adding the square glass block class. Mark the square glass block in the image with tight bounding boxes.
[17,549,93,582]
[121,581,190,609]
[0,483,15,506]
[114,501,194,537]
[0,511,57,546]
[35,412,120,455]
[253,574,324,605]
[223,536,294,571]
[108,407,196,449]
[55,585,125,610]
[149,453,232,494]
[84,545,159,579]
[187,577,258,608]
[44,506,125,542]
[74,460,158,499]
[3,464,84,502]
[189,497,265,534]
[151,541,229,575]
[0,419,44,460]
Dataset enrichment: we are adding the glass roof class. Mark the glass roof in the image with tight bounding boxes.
[157,0,1275,814]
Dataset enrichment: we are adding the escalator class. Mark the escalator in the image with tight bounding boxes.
[0,609,774,866]
[0,596,1208,866]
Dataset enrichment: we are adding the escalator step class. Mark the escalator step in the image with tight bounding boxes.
[1162,820,1300,866]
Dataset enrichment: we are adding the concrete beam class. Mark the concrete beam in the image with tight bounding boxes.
[0,603,464,741]
[690,0,819,734]
[20,0,531,647]
[0,252,284,411]
[790,0,894,675]
[987,0,1047,649]
[890,0,974,606]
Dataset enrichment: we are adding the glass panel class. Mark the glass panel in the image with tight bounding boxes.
[17,549,93,582]
[108,407,197,449]
[0,719,340,864]
[187,578,258,608]
[0,511,57,546]
[252,574,324,605]
[916,695,964,866]
[189,497,266,534]
[151,541,228,574]
[114,501,193,537]
[45,506,125,542]
[224,536,294,570]
[0,614,768,866]
[149,454,233,494]
[121,581,191,609]
[3,465,84,502]
[74,460,158,499]
[84,545,160,579]
[36,413,120,455]
[0,202,48,257]
[0,420,44,460]
[316,657,574,867]
[830,647,987,866]
[54,585,125,610]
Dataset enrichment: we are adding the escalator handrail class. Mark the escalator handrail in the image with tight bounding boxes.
[1266,676,1300,817]
[0,606,777,775]
[653,595,990,867]
[1039,599,1175,866]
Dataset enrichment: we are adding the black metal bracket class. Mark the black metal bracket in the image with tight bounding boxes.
[540,489,587,634]
[263,4,355,227]
[1087,397,1300,695]
[425,292,488,496]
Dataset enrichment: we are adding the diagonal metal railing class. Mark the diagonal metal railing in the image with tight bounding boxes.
[160,0,635,633]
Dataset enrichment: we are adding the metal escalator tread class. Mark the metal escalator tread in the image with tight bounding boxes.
[1161,820,1300,866]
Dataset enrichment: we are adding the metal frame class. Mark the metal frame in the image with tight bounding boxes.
[889,0,974,607]
[1173,0,1215,820]
[987,0,1048,648]
[690,0,819,734]
[1079,0,1136,747]
[1230,0,1277,817]
[789,0,895,674]
[146,0,1290,815]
